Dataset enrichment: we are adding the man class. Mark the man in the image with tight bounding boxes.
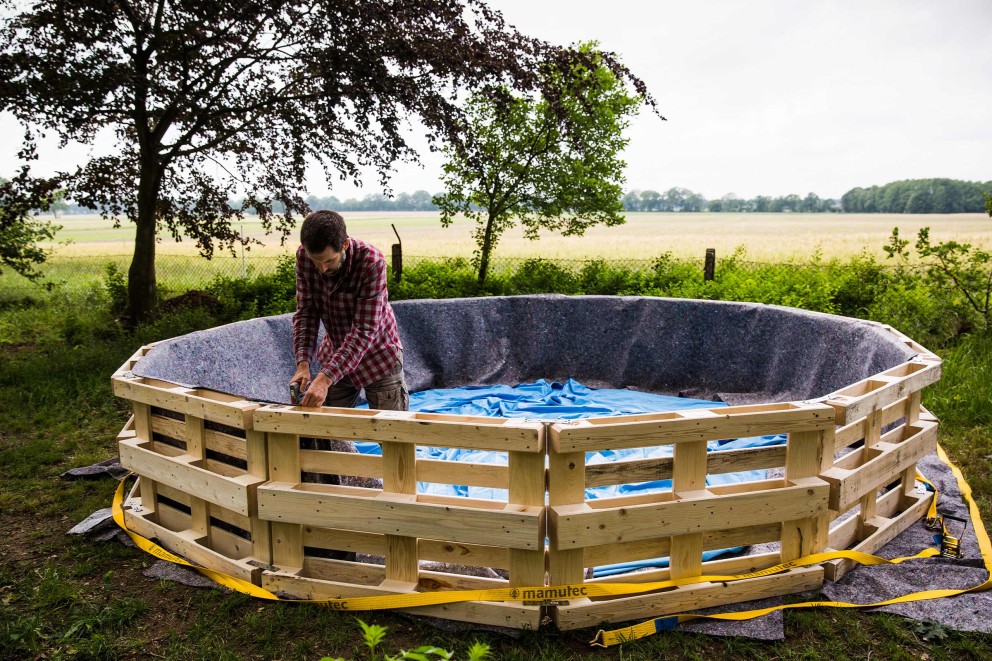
[290,210,408,411]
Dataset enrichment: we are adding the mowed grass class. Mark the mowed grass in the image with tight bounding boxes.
[46,211,992,261]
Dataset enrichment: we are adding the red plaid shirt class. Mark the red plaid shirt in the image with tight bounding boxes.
[292,239,403,388]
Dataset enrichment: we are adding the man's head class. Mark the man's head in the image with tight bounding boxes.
[301,210,350,275]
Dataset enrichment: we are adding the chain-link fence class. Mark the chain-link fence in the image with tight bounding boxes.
[0,253,290,294]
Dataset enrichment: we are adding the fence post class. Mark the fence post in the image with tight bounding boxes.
[704,248,715,281]
[391,224,403,282]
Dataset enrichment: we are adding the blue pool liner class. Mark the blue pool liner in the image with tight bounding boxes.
[351,378,785,577]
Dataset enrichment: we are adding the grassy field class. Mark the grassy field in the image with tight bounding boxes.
[46,211,992,261]
[3,219,992,658]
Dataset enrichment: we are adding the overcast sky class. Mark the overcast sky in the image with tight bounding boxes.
[2,0,989,201]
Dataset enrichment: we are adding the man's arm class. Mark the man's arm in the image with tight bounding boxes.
[291,247,320,371]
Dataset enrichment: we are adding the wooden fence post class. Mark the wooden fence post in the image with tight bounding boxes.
[704,248,716,281]
[391,223,403,282]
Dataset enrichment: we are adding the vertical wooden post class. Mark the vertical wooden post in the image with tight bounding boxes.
[268,432,304,571]
[391,244,403,282]
[246,430,272,568]
[670,440,708,579]
[901,391,923,501]
[391,224,403,282]
[703,248,716,281]
[132,402,157,516]
[382,441,419,584]
[509,448,546,587]
[856,408,883,539]
[185,415,210,542]
[548,447,586,588]
[781,429,831,561]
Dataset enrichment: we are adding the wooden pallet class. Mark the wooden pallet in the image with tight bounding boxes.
[112,322,943,630]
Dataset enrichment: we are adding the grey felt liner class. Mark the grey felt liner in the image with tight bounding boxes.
[132,295,916,404]
[128,295,990,636]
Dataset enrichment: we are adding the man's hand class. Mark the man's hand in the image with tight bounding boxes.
[300,371,331,407]
[290,361,312,394]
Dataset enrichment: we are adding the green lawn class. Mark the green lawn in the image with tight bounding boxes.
[1,258,991,659]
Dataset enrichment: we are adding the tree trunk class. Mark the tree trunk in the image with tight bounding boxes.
[125,163,162,326]
[476,209,497,287]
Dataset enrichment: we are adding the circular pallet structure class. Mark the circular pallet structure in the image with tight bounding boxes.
[112,295,942,629]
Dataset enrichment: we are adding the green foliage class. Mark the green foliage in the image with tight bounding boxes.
[321,619,489,661]
[358,618,389,654]
[435,42,644,285]
[205,254,297,319]
[0,171,62,280]
[103,262,128,317]
[886,226,992,334]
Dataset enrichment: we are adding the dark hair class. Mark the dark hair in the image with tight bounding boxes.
[300,210,347,253]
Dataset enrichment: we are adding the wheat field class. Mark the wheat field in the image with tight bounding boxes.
[45,211,992,263]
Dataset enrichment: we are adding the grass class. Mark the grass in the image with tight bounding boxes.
[1,259,992,658]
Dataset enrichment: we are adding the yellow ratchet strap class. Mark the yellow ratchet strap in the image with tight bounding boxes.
[591,444,992,647]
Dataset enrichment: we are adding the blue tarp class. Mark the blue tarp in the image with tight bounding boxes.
[351,379,784,576]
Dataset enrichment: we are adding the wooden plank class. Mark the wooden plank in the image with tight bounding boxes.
[554,567,824,630]
[834,397,912,453]
[553,477,830,549]
[304,527,386,555]
[857,409,884,539]
[553,404,835,453]
[133,402,153,442]
[419,539,510,570]
[123,509,260,583]
[382,440,418,584]
[261,570,541,629]
[257,483,544,550]
[583,523,781,569]
[508,449,547,587]
[253,406,544,453]
[670,440,707,580]
[824,489,933,581]
[547,448,587,589]
[246,429,271,566]
[155,483,252,532]
[119,438,261,517]
[267,431,303,570]
[781,430,830,562]
[112,377,257,429]
[822,421,938,512]
[585,549,783,585]
[299,450,383,479]
[418,459,508,490]
[827,360,941,425]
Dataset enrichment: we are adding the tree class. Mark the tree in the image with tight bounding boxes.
[0,167,61,280]
[433,44,649,285]
[639,190,662,212]
[1,0,632,323]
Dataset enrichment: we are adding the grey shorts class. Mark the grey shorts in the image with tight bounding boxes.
[323,353,409,412]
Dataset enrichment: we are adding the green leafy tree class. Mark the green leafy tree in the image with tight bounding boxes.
[0,167,62,280]
[1,0,630,323]
[434,44,649,285]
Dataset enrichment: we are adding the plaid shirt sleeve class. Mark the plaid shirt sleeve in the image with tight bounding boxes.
[315,250,389,384]
[291,246,319,365]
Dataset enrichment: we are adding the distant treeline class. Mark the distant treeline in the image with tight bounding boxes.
[840,179,990,214]
[621,188,838,213]
[53,178,990,215]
